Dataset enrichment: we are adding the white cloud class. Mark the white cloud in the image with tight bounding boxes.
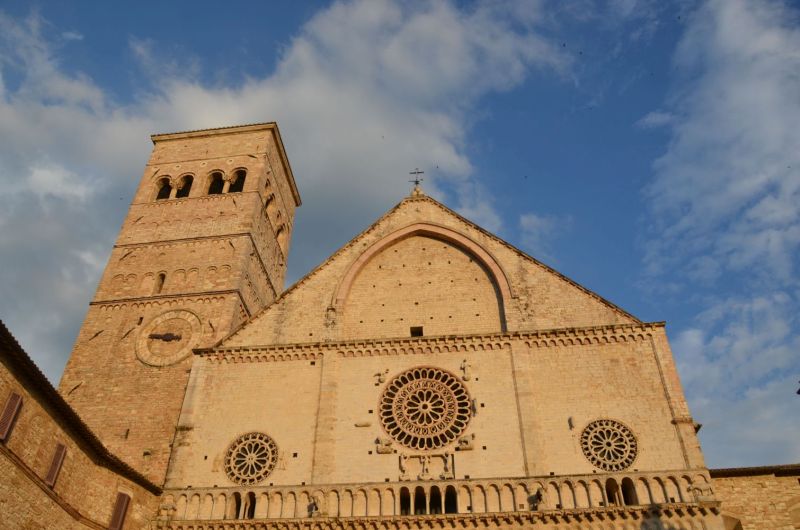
[0,2,568,381]
[27,164,94,201]
[518,212,570,260]
[635,110,674,129]
[674,293,798,397]
[645,0,800,466]
[644,0,800,284]
[61,31,83,42]
[673,298,800,467]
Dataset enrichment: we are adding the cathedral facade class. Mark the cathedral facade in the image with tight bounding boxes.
[0,123,797,529]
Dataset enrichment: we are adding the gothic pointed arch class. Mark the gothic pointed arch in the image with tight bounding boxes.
[332,222,512,332]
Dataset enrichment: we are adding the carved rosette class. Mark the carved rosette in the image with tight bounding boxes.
[380,367,472,450]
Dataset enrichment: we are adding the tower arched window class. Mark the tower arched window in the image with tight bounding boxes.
[175,175,193,198]
[228,169,246,193]
[208,172,224,195]
[264,193,275,216]
[154,272,166,294]
[155,178,172,200]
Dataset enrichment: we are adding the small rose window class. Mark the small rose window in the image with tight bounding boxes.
[580,419,638,471]
[224,432,279,485]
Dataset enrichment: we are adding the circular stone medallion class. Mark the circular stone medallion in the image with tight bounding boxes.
[135,310,202,367]
[580,419,638,471]
[379,366,472,450]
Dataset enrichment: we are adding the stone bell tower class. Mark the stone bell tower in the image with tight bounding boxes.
[58,123,300,483]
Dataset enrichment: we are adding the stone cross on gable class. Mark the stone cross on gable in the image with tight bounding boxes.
[409,168,424,196]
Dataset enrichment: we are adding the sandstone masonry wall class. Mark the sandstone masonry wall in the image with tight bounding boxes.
[166,324,701,492]
[712,468,800,529]
[341,235,504,339]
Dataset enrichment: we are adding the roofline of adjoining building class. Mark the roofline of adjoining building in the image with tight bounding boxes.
[150,122,301,207]
[0,320,162,495]
[710,463,800,478]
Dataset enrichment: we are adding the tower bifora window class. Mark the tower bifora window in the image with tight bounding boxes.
[228,169,246,193]
[380,367,472,450]
[224,432,279,485]
[580,419,638,471]
[155,177,172,200]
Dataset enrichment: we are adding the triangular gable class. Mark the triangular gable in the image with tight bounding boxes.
[220,194,639,348]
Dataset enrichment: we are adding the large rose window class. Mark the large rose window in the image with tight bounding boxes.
[379,367,472,450]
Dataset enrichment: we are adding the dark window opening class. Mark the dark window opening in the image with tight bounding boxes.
[414,486,427,515]
[605,478,621,506]
[621,477,638,506]
[244,492,256,518]
[410,326,423,337]
[154,273,166,295]
[208,172,224,195]
[229,169,246,193]
[444,485,458,514]
[155,178,172,200]
[429,486,442,514]
[400,487,411,515]
[230,492,242,519]
[175,175,193,198]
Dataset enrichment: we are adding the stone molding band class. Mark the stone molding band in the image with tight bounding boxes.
[200,322,665,364]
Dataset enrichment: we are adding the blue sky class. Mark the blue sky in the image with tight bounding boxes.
[0,0,797,468]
